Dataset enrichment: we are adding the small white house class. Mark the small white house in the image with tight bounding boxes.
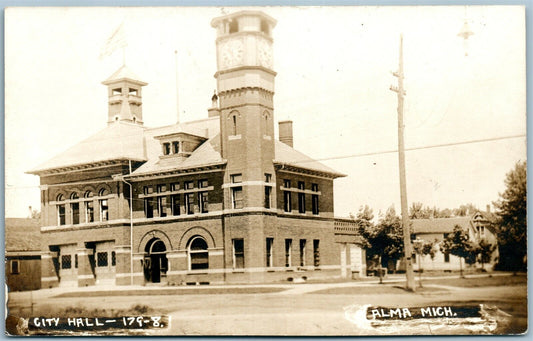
[410,211,498,272]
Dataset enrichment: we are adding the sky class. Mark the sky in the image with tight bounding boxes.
[4,5,526,219]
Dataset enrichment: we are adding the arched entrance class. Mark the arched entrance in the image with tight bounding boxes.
[144,238,168,283]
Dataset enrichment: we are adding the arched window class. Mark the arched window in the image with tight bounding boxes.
[189,236,209,270]
[98,188,109,221]
[84,191,94,223]
[56,194,66,226]
[262,111,272,136]
[228,111,240,136]
[70,192,80,225]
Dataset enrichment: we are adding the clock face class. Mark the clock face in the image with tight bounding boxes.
[258,40,273,68]
[220,39,243,68]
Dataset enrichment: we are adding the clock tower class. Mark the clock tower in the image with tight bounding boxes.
[211,11,277,209]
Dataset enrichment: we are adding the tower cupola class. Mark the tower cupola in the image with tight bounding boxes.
[102,65,148,125]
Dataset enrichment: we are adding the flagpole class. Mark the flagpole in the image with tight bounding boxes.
[175,50,180,124]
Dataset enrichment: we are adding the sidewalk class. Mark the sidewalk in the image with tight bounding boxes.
[7,272,515,301]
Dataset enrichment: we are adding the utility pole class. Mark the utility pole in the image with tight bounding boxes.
[175,50,180,124]
[390,34,415,291]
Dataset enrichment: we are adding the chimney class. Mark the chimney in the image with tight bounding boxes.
[208,91,220,117]
[486,204,490,213]
[279,120,293,147]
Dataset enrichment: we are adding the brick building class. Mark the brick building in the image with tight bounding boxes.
[28,10,364,287]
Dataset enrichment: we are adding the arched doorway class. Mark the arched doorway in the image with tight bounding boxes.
[144,238,168,283]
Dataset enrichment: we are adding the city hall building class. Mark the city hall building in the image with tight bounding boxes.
[28,10,365,287]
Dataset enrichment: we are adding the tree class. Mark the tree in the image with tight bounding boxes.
[357,206,403,283]
[440,225,477,278]
[412,239,436,287]
[477,239,496,271]
[493,161,527,271]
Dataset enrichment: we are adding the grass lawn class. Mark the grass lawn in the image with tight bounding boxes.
[422,274,526,287]
[308,285,448,295]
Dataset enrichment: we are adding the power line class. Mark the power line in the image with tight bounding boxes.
[5,133,525,190]
[293,133,526,164]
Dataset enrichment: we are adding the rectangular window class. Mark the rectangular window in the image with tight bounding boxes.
[283,180,292,212]
[412,253,417,264]
[299,239,306,267]
[157,185,167,217]
[57,204,66,225]
[198,180,209,213]
[163,142,171,155]
[171,195,180,216]
[298,181,305,213]
[313,239,320,267]
[71,202,80,225]
[75,254,78,268]
[199,192,209,213]
[233,239,245,269]
[312,183,319,215]
[172,141,179,154]
[231,174,243,209]
[185,193,195,214]
[97,252,108,267]
[61,255,72,269]
[231,174,242,183]
[157,196,167,217]
[285,239,292,267]
[185,181,194,190]
[10,260,20,274]
[264,186,272,209]
[266,238,274,268]
[144,198,154,218]
[111,251,116,266]
[100,199,109,221]
[444,252,450,263]
[143,186,154,195]
[171,183,180,192]
[232,187,243,209]
[85,201,94,223]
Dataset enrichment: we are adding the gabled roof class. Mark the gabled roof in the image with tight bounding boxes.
[27,121,147,175]
[131,134,225,177]
[5,218,41,251]
[274,140,346,178]
[411,217,471,234]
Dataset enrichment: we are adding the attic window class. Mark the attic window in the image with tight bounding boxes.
[112,88,122,95]
[172,141,179,154]
[260,20,270,35]
[129,88,138,96]
[163,143,171,155]
[229,19,238,33]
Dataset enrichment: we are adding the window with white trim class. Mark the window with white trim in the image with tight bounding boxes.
[266,238,274,268]
[189,236,209,270]
[70,192,80,225]
[84,191,94,223]
[298,181,305,213]
[198,180,209,213]
[285,239,292,267]
[56,194,66,226]
[311,183,319,215]
[231,174,243,209]
[98,189,109,221]
[283,180,292,212]
[233,239,245,269]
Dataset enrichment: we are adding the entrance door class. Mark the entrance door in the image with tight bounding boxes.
[144,238,168,283]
